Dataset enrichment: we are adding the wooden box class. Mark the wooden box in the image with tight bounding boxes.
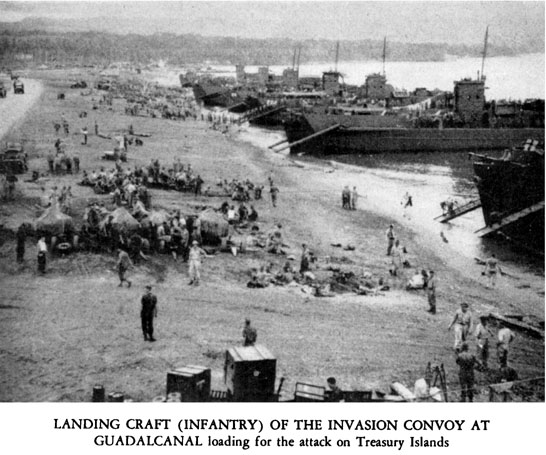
[294,382,325,402]
[166,365,211,402]
[224,345,276,402]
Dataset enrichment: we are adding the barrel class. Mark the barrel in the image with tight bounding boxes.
[108,392,124,402]
[92,385,105,402]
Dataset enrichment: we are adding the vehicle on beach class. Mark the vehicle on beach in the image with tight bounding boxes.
[13,80,24,94]
[70,80,88,89]
[97,79,113,90]
[0,142,28,174]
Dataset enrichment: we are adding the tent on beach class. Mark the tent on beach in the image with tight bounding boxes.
[199,208,229,245]
[100,207,140,233]
[35,203,73,236]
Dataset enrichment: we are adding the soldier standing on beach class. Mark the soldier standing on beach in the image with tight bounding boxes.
[37,236,47,274]
[456,343,476,402]
[300,243,311,274]
[16,224,27,263]
[342,185,350,209]
[475,315,491,369]
[73,154,80,173]
[484,254,501,288]
[448,302,473,352]
[141,285,157,342]
[46,150,55,173]
[116,248,133,287]
[188,240,207,285]
[426,270,436,314]
[386,224,395,255]
[497,327,515,368]
[350,186,358,210]
[242,318,257,346]
[270,184,279,207]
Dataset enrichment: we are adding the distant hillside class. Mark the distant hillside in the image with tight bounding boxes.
[0,19,543,67]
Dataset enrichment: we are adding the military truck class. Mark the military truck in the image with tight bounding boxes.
[13,80,24,94]
[0,81,7,98]
[0,143,28,174]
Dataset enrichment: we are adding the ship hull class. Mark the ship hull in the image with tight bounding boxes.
[473,154,544,252]
[284,113,544,155]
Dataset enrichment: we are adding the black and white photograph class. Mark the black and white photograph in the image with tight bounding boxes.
[0,0,544,422]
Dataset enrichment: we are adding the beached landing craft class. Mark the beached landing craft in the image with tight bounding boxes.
[273,29,544,155]
[470,139,545,253]
[276,78,544,155]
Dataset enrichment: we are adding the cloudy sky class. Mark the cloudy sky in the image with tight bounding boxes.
[0,1,543,46]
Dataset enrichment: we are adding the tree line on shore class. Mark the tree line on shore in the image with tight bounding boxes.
[0,26,540,67]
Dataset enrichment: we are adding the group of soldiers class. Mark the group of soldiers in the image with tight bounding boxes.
[448,302,517,401]
[80,159,203,196]
[46,142,80,176]
[341,185,359,210]
[384,217,518,402]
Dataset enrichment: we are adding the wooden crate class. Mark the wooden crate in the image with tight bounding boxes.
[294,382,325,402]
[224,345,276,402]
[166,365,211,402]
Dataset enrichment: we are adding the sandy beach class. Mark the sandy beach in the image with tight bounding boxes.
[0,71,543,402]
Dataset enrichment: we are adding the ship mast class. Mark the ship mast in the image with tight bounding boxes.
[334,41,340,72]
[292,47,297,70]
[382,36,387,76]
[480,26,489,81]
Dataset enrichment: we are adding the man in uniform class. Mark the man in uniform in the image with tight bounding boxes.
[116,248,133,287]
[5,171,17,200]
[448,302,473,352]
[81,126,88,145]
[326,377,344,402]
[386,224,395,256]
[141,285,157,342]
[426,270,436,314]
[456,343,476,402]
[475,315,491,370]
[484,254,501,288]
[497,327,515,368]
[46,150,55,173]
[341,185,350,209]
[242,318,257,346]
[37,236,47,274]
[350,186,359,210]
[16,223,27,263]
[188,240,207,285]
[73,154,80,173]
[270,184,279,207]
[300,243,311,274]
